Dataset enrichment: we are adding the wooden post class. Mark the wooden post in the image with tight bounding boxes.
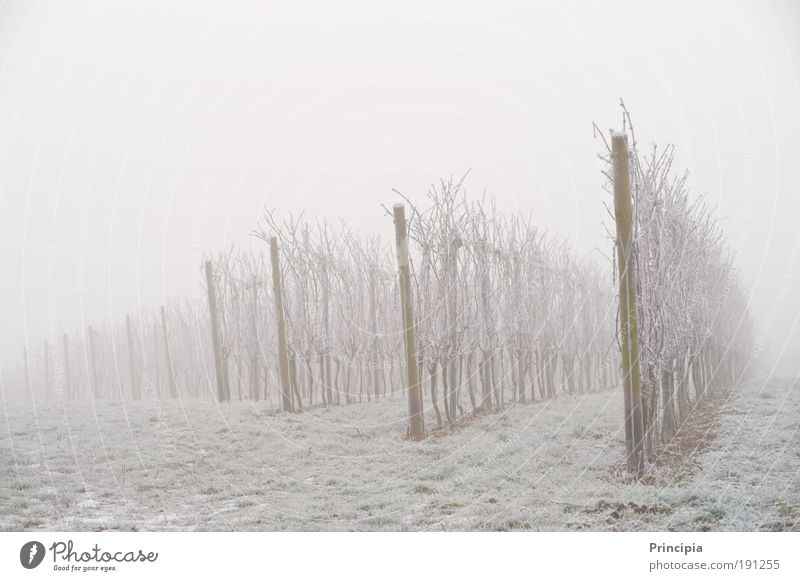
[63,333,71,400]
[447,237,462,420]
[661,367,676,442]
[88,325,100,399]
[205,261,228,402]
[250,277,261,402]
[369,268,380,400]
[269,237,293,412]
[393,204,425,441]
[126,314,141,400]
[23,346,32,400]
[612,132,646,475]
[322,264,333,405]
[151,320,161,399]
[43,340,50,400]
[161,305,178,398]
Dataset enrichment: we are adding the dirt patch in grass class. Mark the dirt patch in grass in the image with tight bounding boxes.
[583,499,672,526]
[653,386,733,478]
[603,386,733,486]
[422,405,510,439]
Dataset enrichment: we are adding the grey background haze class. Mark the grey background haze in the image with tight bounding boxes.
[1,0,799,394]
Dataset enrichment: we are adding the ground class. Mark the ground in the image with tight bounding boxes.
[1,377,797,531]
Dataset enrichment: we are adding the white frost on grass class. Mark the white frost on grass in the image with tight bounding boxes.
[0,378,796,531]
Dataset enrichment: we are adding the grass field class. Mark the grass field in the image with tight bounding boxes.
[1,378,797,531]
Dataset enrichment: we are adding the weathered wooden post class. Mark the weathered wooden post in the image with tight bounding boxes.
[321,264,333,405]
[447,236,462,420]
[63,333,71,400]
[393,204,425,441]
[204,260,228,402]
[249,277,261,402]
[612,132,646,475]
[661,367,676,441]
[368,267,380,400]
[23,346,32,400]
[126,314,141,400]
[43,340,50,400]
[161,305,178,398]
[88,325,100,399]
[269,237,293,412]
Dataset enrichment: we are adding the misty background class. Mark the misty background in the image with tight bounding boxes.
[1,0,799,392]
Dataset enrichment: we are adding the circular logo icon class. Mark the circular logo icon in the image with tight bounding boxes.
[20,541,46,569]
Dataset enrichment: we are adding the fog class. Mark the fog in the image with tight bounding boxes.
[1,0,799,384]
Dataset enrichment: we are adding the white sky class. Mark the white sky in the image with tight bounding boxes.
[1,0,799,381]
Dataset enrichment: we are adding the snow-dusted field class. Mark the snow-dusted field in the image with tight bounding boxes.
[1,378,797,531]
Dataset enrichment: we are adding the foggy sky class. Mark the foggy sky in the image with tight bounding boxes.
[1,0,799,385]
